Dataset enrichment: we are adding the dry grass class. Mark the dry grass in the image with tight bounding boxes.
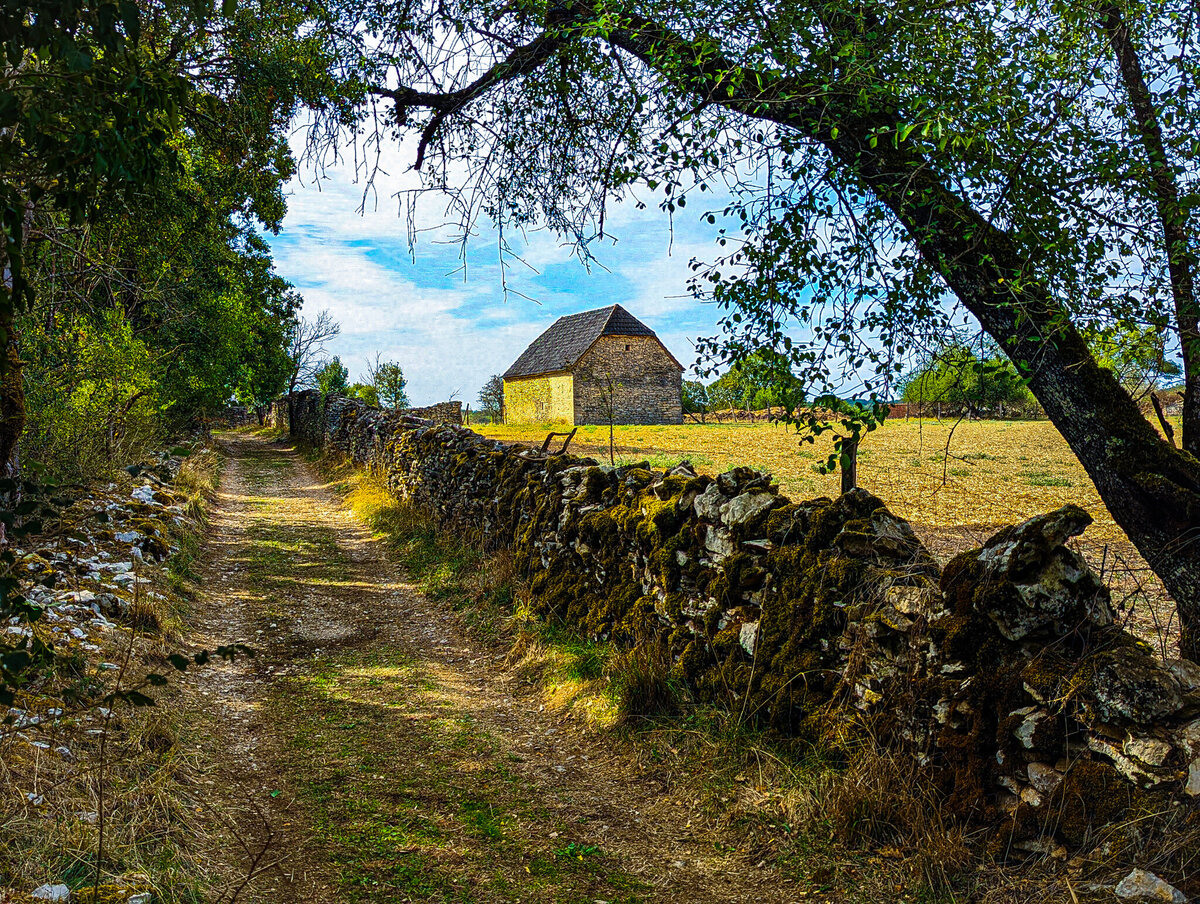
[0,644,207,901]
[478,419,1180,654]
[478,419,1113,534]
[0,456,220,900]
[175,447,223,521]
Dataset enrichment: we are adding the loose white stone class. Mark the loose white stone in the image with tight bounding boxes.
[1026,762,1062,795]
[31,884,70,901]
[131,485,158,505]
[1114,868,1186,903]
[1013,711,1045,749]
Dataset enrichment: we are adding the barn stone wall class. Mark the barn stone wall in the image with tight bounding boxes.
[573,336,682,425]
[290,388,1200,852]
[504,373,574,424]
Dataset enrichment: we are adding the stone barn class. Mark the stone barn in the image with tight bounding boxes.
[503,305,684,425]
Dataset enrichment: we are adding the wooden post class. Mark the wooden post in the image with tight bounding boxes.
[841,436,858,495]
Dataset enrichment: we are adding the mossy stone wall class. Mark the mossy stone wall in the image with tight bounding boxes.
[290,389,1200,847]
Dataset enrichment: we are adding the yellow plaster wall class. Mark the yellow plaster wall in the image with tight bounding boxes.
[503,373,575,424]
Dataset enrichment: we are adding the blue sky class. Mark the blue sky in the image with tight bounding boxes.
[266,141,736,407]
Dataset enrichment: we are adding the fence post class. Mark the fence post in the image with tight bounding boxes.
[841,436,858,495]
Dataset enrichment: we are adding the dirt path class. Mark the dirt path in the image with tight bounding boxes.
[181,432,803,904]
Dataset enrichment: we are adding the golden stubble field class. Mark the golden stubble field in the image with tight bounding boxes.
[477,418,1179,651]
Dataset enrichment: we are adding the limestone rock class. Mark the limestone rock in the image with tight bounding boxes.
[1012,709,1046,749]
[1123,736,1172,767]
[973,505,1113,641]
[1083,646,1185,724]
[130,485,159,506]
[31,885,70,902]
[720,491,776,527]
[703,525,735,561]
[693,484,724,522]
[1026,761,1062,795]
[739,621,759,657]
[1114,868,1186,903]
[1186,758,1200,797]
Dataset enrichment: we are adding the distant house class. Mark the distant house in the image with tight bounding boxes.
[503,305,684,425]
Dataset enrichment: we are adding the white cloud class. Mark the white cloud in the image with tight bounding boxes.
[268,130,740,402]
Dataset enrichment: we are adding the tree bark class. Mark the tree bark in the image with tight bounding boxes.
[1101,5,1200,455]
[0,310,23,482]
[841,436,858,495]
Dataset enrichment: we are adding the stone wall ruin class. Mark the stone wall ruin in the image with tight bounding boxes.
[289,389,1200,849]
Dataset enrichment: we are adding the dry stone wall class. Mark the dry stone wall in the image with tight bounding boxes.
[291,389,1200,847]
[270,396,461,432]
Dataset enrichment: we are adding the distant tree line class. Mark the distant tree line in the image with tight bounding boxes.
[898,330,1179,419]
[683,352,806,421]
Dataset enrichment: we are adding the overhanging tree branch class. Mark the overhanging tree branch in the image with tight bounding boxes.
[370,0,1200,657]
[368,31,564,169]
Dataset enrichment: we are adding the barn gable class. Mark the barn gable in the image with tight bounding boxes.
[502,305,684,426]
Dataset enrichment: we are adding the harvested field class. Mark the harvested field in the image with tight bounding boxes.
[477,418,1181,654]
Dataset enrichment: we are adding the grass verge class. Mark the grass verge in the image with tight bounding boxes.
[310,453,1012,902]
[0,444,226,902]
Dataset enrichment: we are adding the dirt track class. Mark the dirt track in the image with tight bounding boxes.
[181,432,804,903]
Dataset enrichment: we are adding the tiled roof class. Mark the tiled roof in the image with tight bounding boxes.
[503,305,664,379]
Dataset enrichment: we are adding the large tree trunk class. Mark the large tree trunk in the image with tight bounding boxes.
[0,231,24,488]
[0,310,23,482]
[1101,5,1200,455]
[600,12,1200,658]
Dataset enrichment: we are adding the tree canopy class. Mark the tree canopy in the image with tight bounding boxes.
[4,0,351,477]
[316,357,350,398]
[315,0,1200,655]
[478,375,505,422]
[367,357,411,409]
[900,344,1034,415]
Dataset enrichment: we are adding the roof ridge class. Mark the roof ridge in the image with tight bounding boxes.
[502,304,665,379]
[599,304,621,333]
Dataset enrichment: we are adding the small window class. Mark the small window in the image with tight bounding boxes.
[625,343,630,350]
